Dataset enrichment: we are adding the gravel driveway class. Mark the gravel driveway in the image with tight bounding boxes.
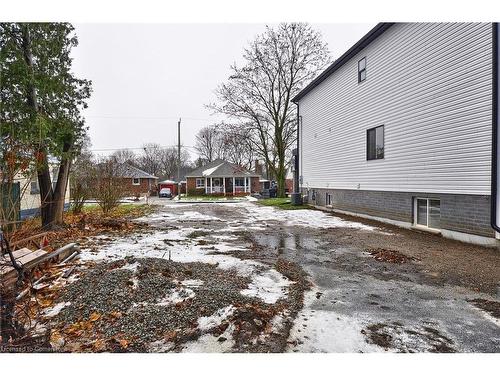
[38,198,500,352]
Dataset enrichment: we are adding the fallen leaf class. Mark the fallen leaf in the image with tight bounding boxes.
[110,311,123,319]
[93,339,106,351]
[50,330,65,350]
[38,299,54,308]
[118,338,129,349]
[89,312,101,322]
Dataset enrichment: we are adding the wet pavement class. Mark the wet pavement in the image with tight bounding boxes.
[148,198,500,353]
[33,198,500,353]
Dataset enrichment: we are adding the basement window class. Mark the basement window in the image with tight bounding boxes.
[414,198,441,230]
[367,125,384,160]
[132,178,140,185]
[326,193,332,207]
[358,57,366,83]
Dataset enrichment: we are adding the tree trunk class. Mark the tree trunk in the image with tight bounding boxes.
[21,24,57,227]
[51,142,72,225]
[36,149,55,227]
[276,161,286,198]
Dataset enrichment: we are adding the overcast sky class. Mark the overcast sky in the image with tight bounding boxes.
[71,23,375,158]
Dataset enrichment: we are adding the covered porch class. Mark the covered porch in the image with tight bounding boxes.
[203,176,251,195]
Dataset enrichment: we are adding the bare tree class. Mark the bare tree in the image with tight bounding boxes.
[70,149,94,214]
[136,143,191,180]
[137,143,163,177]
[221,124,255,169]
[194,125,226,163]
[209,23,331,197]
[110,148,136,165]
[91,158,127,214]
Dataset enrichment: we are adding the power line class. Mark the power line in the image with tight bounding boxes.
[90,144,196,152]
[86,115,212,122]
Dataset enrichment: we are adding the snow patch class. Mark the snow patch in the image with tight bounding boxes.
[241,269,292,304]
[157,287,196,306]
[147,339,175,353]
[197,305,236,331]
[44,302,71,318]
[119,261,139,272]
[181,329,235,353]
[287,289,384,353]
[241,202,378,231]
[181,279,204,288]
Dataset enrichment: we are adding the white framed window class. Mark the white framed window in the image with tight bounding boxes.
[414,198,441,230]
[196,178,205,188]
[234,177,245,187]
[132,178,140,185]
[358,57,367,83]
[367,125,384,160]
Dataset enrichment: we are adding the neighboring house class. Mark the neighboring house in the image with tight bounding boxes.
[185,159,260,196]
[158,179,177,196]
[293,23,497,246]
[117,164,158,196]
[15,167,71,219]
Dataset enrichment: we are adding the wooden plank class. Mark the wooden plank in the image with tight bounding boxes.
[43,243,77,263]
[12,248,32,260]
[10,233,48,248]
[0,248,32,263]
[16,249,48,269]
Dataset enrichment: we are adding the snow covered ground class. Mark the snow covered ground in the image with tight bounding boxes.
[63,199,500,352]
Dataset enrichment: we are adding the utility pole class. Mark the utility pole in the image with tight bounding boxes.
[177,118,181,200]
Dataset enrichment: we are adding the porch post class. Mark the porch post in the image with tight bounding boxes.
[205,177,207,194]
[244,176,247,194]
[223,177,226,196]
[232,177,235,195]
[211,177,213,194]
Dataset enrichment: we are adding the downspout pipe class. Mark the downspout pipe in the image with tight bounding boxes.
[491,23,500,232]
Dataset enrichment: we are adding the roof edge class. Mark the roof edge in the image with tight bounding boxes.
[292,23,394,103]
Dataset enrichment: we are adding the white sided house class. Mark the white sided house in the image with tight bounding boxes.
[293,23,499,246]
[15,167,71,219]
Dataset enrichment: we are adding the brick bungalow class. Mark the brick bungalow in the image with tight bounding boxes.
[185,159,260,196]
[117,163,158,197]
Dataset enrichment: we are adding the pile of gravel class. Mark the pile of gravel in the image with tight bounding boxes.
[51,257,268,351]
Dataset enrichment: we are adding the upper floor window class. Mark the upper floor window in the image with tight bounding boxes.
[358,57,366,83]
[367,125,384,160]
[132,178,140,185]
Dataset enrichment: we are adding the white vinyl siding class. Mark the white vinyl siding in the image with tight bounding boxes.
[299,23,492,195]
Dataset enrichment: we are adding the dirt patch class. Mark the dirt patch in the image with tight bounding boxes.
[362,321,456,353]
[363,323,393,348]
[187,230,210,239]
[468,299,500,319]
[367,248,418,264]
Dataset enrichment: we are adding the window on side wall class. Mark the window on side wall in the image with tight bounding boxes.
[30,180,39,195]
[196,178,205,188]
[367,125,384,160]
[358,57,366,83]
[414,198,441,230]
[132,178,140,185]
